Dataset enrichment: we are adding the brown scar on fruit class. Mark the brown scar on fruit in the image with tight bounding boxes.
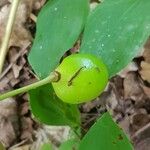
[68,66,85,86]
[95,67,101,72]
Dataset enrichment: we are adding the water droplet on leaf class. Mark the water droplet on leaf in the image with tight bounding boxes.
[95,30,99,33]
[54,7,58,11]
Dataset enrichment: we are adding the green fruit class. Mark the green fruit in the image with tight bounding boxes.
[52,54,108,104]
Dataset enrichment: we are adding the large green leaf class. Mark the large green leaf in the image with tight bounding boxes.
[80,0,150,77]
[40,143,53,150]
[29,84,80,127]
[28,0,89,79]
[58,139,80,150]
[79,112,133,150]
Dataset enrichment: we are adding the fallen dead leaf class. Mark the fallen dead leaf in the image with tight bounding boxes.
[141,85,150,98]
[31,126,70,150]
[106,89,118,110]
[0,0,8,8]
[0,0,32,48]
[20,117,34,142]
[0,76,10,92]
[32,0,46,10]
[118,62,138,78]
[135,138,150,150]
[0,97,17,117]
[119,115,130,136]
[139,40,150,83]
[19,101,29,116]
[0,116,16,148]
[130,113,150,133]
[0,98,19,148]
[10,144,30,150]
[140,61,150,83]
[143,39,150,63]
[124,72,145,102]
[132,121,150,150]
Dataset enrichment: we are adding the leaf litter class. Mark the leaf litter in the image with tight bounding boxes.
[0,0,150,150]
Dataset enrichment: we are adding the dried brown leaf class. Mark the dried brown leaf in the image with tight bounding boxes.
[135,138,150,150]
[0,0,32,48]
[141,85,150,98]
[130,113,150,133]
[0,0,8,8]
[20,117,33,142]
[140,61,150,83]
[139,39,150,82]
[124,72,145,101]
[143,39,150,63]
[119,116,130,136]
[0,116,16,148]
[0,98,17,116]
[10,144,30,150]
[118,62,138,78]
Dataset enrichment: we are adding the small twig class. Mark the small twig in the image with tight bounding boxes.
[0,0,20,74]
[9,139,28,150]
[83,115,98,127]
[131,122,150,140]
[0,42,31,80]
[30,13,37,22]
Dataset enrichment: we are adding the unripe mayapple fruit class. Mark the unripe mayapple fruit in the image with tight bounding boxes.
[52,54,108,104]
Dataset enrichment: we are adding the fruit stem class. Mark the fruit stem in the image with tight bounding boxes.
[0,72,59,101]
[0,0,20,74]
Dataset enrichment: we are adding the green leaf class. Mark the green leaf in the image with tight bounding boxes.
[79,112,133,150]
[80,0,150,77]
[28,0,89,79]
[29,84,80,127]
[58,139,80,150]
[0,142,5,150]
[40,143,53,150]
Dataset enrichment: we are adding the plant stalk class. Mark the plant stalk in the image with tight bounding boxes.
[0,72,59,101]
[0,0,20,74]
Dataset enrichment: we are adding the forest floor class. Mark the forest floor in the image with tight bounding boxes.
[0,0,150,150]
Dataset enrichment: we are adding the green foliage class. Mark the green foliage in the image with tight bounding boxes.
[0,142,5,150]
[29,84,80,127]
[58,139,80,150]
[28,0,88,127]
[27,0,150,149]
[79,112,133,150]
[40,143,53,150]
[28,0,89,79]
[80,0,150,77]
